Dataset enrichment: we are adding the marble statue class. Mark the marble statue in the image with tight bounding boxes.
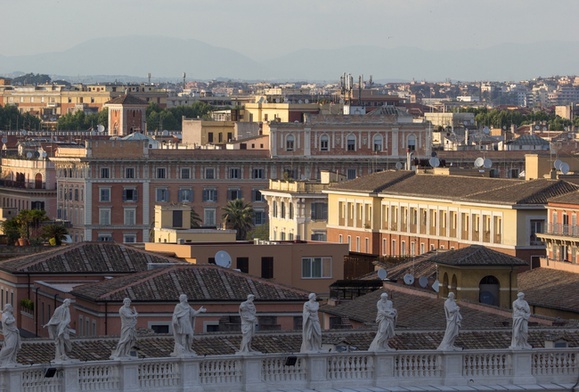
[171,294,206,356]
[510,292,532,349]
[44,298,73,361]
[437,292,462,351]
[110,298,139,359]
[300,293,322,353]
[368,292,397,352]
[0,304,21,366]
[238,294,259,353]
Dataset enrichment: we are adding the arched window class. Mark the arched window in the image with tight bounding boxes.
[373,135,383,152]
[347,134,356,151]
[442,272,449,297]
[479,275,500,306]
[320,134,329,151]
[286,135,295,151]
[35,173,43,189]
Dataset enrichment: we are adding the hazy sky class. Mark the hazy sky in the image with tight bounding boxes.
[4,0,579,60]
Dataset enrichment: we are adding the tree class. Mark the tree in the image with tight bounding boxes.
[15,209,49,239]
[190,209,202,228]
[221,199,255,240]
[41,224,69,246]
[247,223,269,241]
[1,218,20,245]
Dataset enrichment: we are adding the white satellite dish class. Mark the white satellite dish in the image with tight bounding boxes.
[403,274,415,285]
[560,162,570,175]
[395,162,403,170]
[483,158,493,169]
[162,130,169,136]
[474,157,484,168]
[432,280,440,293]
[429,157,440,168]
[554,159,563,170]
[418,276,428,288]
[97,124,105,133]
[377,268,388,280]
[214,250,232,268]
[41,151,47,158]
[482,126,490,135]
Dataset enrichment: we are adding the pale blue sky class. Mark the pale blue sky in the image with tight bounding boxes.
[4,0,579,60]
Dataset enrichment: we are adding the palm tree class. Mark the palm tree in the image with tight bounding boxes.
[190,208,202,228]
[42,224,69,246]
[221,199,254,240]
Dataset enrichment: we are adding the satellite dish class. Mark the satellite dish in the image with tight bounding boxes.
[214,250,232,268]
[403,274,415,285]
[41,151,47,158]
[162,130,169,136]
[418,276,428,288]
[474,157,484,168]
[535,125,540,130]
[554,159,563,170]
[429,157,440,168]
[431,151,437,157]
[33,151,40,158]
[21,130,27,136]
[1,137,7,144]
[26,152,33,158]
[542,127,547,131]
[395,162,403,170]
[482,126,490,135]
[377,268,388,280]
[432,280,440,293]
[483,158,493,169]
[97,124,105,133]
[560,162,570,175]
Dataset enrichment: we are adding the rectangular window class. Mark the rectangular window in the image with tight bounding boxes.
[178,188,193,202]
[99,188,111,202]
[124,208,136,225]
[203,188,217,202]
[253,210,266,225]
[180,168,190,179]
[347,137,356,151]
[156,188,169,202]
[123,234,137,243]
[302,257,332,278]
[125,167,135,178]
[99,209,111,225]
[122,188,138,202]
[261,257,274,279]
[157,167,166,179]
[173,210,183,228]
[229,168,241,179]
[347,169,357,180]
[311,202,328,220]
[228,188,242,200]
[252,168,264,179]
[530,219,544,245]
[236,257,249,273]
[205,167,215,179]
[204,208,216,226]
[100,167,110,178]
[252,189,264,202]
[208,132,214,143]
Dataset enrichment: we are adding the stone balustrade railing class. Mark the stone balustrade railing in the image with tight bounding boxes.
[0,348,577,392]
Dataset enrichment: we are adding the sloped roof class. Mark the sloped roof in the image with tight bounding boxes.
[106,94,147,106]
[547,189,579,204]
[462,179,579,205]
[429,245,528,267]
[510,134,550,146]
[327,170,415,193]
[71,264,310,302]
[0,242,184,274]
[518,267,579,314]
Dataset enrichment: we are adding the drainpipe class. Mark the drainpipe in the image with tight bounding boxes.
[104,301,108,335]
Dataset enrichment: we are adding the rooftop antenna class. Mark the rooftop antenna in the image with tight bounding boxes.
[147,73,151,84]
[183,72,186,89]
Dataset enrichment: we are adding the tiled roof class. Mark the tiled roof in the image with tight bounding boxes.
[106,94,147,105]
[327,170,415,193]
[428,245,528,267]
[518,267,579,314]
[71,264,310,302]
[321,284,520,330]
[510,134,550,146]
[547,189,579,204]
[14,327,579,364]
[0,242,185,274]
[462,179,579,204]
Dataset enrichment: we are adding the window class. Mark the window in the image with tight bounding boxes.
[173,210,183,228]
[150,324,169,334]
[272,202,278,217]
[156,188,169,202]
[530,219,544,245]
[99,209,111,225]
[229,168,241,179]
[286,134,295,151]
[180,168,190,179]
[204,208,216,226]
[100,167,110,178]
[236,257,249,273]
[203,188,217,202]
[373,135,383,152]
[74,189,79,201]
[302,257,332,278]
[99,188,111,202]
[261,257,274,279]
[228,188,242,200]
[407,134,416,151]
[253,210,266,225]
[208,132,214,143]
[123,234,137,243]
[347,135,356,151]
[320,135,329,151]
[311,202,328,220]
[205,167,215,179]
[178,188,193,202]
[252,189,264,202]
[347,168,357,180]
[252,168,264,179]
[123,188,138,202]
[311,233,326,241]
[124,208,136,225]
[125,167,135,178]
[157,167,166,179]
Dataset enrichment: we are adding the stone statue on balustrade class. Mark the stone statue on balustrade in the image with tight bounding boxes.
[238,294,260,354]
[368,292,397,352]
[510,292,532,350]
[437,292,462,351]
[171,294,206,356]
[110,298,139,359]
[0,304,21,367]
[300,293,322,353]
[44,298,74,362]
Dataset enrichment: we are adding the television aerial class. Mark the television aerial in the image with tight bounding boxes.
[377,268,388,280]
[403,274,414,285]
[214,250,232,268]
[474,157,484,168]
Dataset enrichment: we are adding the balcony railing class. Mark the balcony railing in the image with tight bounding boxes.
[0,348,575,392]
[543,223,579,237]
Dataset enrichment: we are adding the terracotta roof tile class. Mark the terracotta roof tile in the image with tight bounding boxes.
[106,94,147,105]
[327,170,415,193]
[518,267,579,314]
[429,245,528,267]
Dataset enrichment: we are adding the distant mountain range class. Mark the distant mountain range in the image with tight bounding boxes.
[1,36,579,82]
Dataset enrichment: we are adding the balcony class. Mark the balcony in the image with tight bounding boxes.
[0,348,575,392]
[542,223,579,238]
